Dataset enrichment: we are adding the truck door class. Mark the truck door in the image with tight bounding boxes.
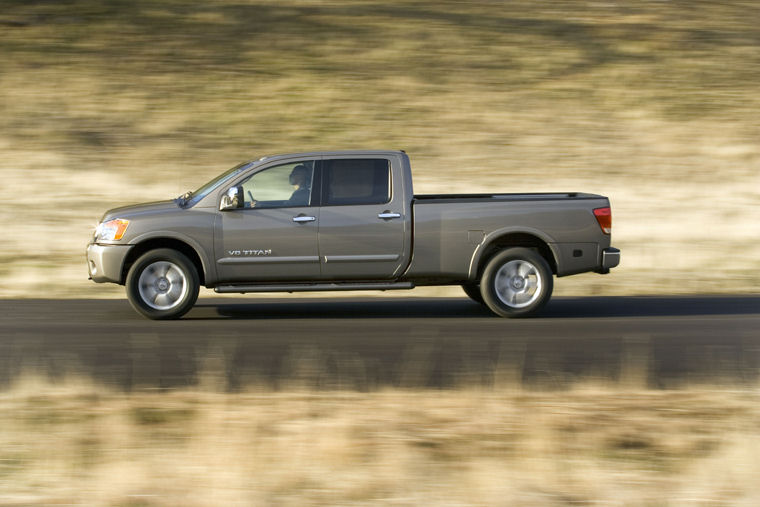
[317,156,411,280]
[215,160,321,282]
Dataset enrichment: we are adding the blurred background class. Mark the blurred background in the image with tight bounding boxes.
[2,2,760,504]
[1,0,758,297]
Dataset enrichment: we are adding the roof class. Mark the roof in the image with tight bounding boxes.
[254,149,407,164]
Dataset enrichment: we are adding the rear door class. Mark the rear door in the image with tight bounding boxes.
[317,155,411,280]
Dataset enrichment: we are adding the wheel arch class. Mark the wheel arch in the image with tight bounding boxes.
[469,229,559,281]
[121,236,208,286]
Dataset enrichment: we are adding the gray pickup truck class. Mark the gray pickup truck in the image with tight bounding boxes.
[87,150,620,319]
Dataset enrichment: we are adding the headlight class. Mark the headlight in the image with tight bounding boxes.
[95,219,130,241]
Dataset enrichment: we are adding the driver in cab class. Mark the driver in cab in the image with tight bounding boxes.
[287,164,311,206]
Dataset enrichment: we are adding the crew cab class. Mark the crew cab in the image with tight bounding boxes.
[87,150,620,319]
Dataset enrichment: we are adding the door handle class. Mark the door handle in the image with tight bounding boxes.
[378,212,401,220]
[293,215,316,223]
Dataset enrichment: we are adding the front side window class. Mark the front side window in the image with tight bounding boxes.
[323,158,390,206]
[240,161,315,208]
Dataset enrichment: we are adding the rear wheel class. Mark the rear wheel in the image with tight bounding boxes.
[480,247,553,318]
[126,249,199,320]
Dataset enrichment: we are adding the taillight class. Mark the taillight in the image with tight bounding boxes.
[593,207,612,234]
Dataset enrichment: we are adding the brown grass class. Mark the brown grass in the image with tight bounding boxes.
[2,376,760,505]
[1,0,759,297]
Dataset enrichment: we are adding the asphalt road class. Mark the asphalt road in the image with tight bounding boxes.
[1,295,758,391]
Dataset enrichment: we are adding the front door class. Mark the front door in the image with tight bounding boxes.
[215,160,320,282]
[317,157,410,280]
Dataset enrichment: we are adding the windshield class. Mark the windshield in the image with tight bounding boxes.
[181,161,254,206]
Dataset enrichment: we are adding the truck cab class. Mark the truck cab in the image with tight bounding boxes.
[213,152,413,283]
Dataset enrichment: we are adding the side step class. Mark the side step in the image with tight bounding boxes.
[214,281,415,294]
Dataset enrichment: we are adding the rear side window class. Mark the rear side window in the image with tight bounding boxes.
[322,158,390,206]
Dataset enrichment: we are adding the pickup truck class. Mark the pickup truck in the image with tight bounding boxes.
[87,150,620,319]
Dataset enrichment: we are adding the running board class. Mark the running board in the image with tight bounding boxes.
[214,282,415,294]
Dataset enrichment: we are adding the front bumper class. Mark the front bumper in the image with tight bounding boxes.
[86,243,133,283]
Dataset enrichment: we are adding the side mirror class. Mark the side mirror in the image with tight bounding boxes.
[220,186,242,211]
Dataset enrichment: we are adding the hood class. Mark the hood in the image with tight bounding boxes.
[101,200,179,221]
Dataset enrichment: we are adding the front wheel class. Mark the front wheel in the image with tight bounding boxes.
[126,249,199,320]
[480,247,553,318]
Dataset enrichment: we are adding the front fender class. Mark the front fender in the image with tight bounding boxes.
[129,231,216,285]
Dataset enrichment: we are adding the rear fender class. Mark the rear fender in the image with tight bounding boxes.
[468,227,560,280]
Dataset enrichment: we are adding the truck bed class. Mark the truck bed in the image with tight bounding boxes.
[404,192,611,281]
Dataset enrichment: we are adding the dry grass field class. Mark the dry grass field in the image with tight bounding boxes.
[2,376,760,506]
[1,0,759,297]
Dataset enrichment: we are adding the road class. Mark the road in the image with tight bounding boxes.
[1,296,758,390]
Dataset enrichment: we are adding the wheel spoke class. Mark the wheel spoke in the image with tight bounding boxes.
[141,282,157,298]
[154,293,170,308]
[166,267,183,284]
[167,282,184,302]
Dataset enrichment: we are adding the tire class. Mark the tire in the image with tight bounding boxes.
[480,247,553,318]
[461,283,485,305]
[126,248,199,320]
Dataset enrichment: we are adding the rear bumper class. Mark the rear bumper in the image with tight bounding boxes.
[86,243,133,283]
[596,247,621,274]
[603,247,621,268]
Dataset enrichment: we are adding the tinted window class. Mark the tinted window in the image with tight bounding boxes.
[323,158,390,206]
